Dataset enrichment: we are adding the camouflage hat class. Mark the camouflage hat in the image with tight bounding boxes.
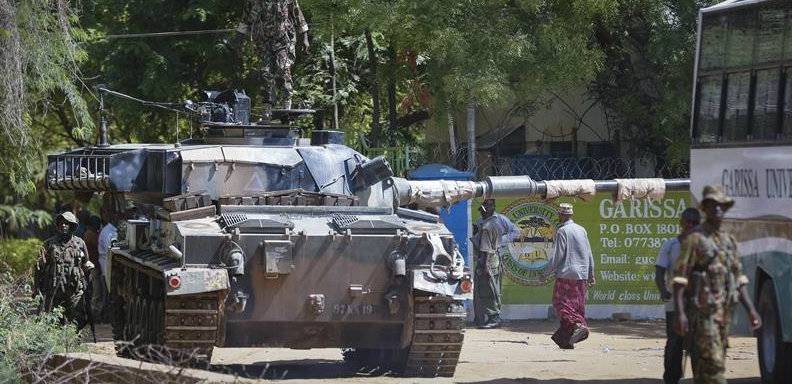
[558,203,574,215]
[56,211,79,226]
[700,185,734,208]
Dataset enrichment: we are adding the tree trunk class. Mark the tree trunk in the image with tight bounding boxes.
[447,108,457,162]
[466,102,476,173]
[329,20,339,130]
[365,29,381,147]
[387,45,398,145]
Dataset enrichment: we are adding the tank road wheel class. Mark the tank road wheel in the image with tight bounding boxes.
[400,295,466,377]
[759,279,792,383]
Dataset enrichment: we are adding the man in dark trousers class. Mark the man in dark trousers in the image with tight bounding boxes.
[473,199,504,329]
[655,207,700,383]
[246,0,309,109]
[673,186,762,383]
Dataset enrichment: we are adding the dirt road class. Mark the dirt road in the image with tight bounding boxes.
[85,320,761,383]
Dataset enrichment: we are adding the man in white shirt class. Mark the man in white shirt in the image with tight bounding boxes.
[97,205,118,286]
[654,207,700,384]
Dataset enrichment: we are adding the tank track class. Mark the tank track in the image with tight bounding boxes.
[403,295,466,377]
[111,255,225,366]
[341,294,465,377]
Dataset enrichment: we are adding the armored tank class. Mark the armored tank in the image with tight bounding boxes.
[46,89,689,377]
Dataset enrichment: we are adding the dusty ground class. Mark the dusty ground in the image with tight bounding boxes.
[84,320,760,383]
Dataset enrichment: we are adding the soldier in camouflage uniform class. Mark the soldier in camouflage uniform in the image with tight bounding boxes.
[672,185,762,384]
[34,211,95,329]
[247,0,309,109]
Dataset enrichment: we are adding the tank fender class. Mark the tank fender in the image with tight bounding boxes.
[410,269,473,300]
[164,267,229,296]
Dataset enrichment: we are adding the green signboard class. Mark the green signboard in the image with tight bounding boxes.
[473,191,690,308]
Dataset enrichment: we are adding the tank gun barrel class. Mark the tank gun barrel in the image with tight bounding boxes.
[393,176,690,208]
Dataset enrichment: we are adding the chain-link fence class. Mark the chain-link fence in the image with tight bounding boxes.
[406,145,689,180]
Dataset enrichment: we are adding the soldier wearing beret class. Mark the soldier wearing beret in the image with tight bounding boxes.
[672,186,762,384]
[34,211,94,329]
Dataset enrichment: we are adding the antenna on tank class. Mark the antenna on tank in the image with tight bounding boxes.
[97,85,109,147]
[174,112,180,146]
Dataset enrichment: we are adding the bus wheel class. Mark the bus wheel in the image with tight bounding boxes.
[758,279,792,383]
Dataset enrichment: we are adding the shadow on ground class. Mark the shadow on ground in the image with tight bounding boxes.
[458,378,760,384]
[210,360,395,380]
[497,320,666,339]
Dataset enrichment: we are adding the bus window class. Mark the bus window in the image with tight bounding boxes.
[757,7,785,64]
[783,67,792,140]
[752,69,780,140]
[786,7,792,61]
[696,76,722,143]
[725,11,756,68]
[724,72,751,141]
[701,15,726,70]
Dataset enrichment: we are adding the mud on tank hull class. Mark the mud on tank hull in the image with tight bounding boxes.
[109,203,472,377]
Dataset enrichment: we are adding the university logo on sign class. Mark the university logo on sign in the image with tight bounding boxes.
[501,198,560,286]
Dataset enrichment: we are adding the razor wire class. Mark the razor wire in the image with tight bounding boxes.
[375,145,690,180]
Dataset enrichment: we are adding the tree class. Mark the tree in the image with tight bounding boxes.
[301,0,612,147]
[0,0,93,195]
[590,0,717,174]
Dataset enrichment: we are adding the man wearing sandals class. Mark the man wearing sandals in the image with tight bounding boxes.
[543,203,595,349]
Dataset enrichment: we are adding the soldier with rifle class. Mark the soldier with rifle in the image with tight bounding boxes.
[34,211,95,334]
[672,186,762,383]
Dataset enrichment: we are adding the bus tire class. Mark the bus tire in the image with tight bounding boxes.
[758,279,792,383]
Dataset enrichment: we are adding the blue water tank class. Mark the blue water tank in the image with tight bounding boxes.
[408,164,474,264]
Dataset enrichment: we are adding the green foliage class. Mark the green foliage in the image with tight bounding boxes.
[0,204,52,236]
[0,0,94,195]
[0,273,83,382]
[0,238,43,277]
[590,0,717,169]
[79,1,249,144]
[298,0,613,148]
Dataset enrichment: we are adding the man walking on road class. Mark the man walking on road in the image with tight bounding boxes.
[473,199,505,329]
[655,207,700,383]
[673,185,762,384]
[544,203,594,349]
